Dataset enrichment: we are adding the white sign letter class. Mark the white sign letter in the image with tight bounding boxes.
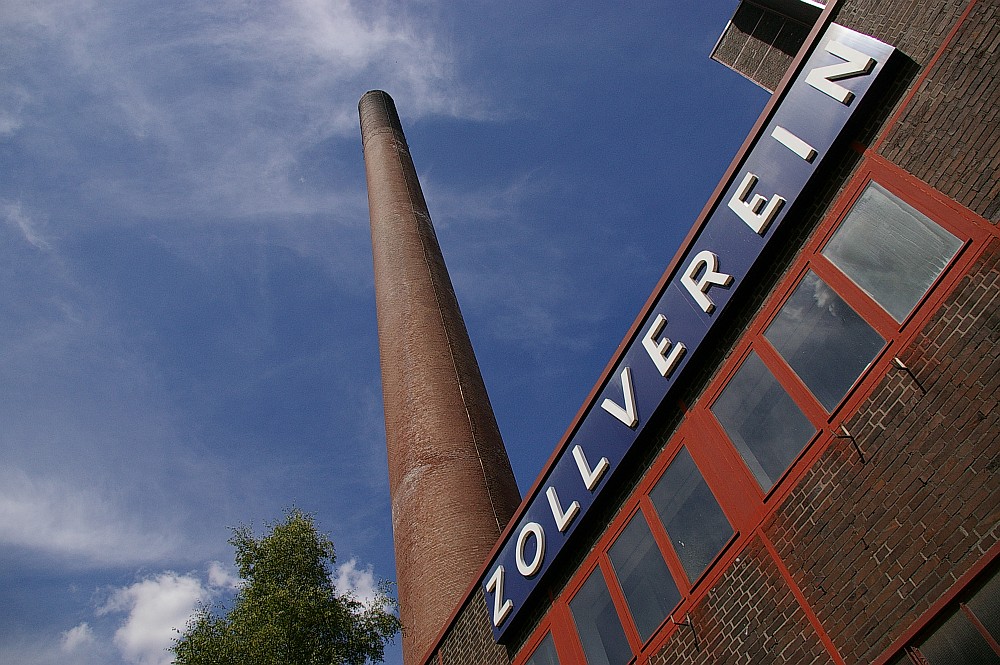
[573,445,610,491]
[546,486,580,532]
[485,565,513,627]
[601,366,639,428]
[642,314,687,378]
[805,40,876,105]
[515,522,545,577]
[681,250,733,313]
[728,172,786,235]
[771,126,818,162]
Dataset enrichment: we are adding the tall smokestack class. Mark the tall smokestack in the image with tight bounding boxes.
[359,90,521,664]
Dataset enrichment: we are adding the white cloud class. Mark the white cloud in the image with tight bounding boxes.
[61,622,96,652]
[207,560,241,590]
[94,556,387,665]
[100,573,209,665]
[333,557,381,607]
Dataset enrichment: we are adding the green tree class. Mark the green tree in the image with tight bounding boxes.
[172,509,401,665]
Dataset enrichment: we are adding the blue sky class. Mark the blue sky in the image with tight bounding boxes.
[0,2,768,663]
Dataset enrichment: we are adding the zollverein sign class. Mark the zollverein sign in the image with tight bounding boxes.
[485,23,897,640]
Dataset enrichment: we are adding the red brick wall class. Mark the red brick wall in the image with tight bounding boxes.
[837,0,1000,221]
[428,590,511,665]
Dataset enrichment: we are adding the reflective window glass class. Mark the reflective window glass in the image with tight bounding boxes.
[712,351,816,489]
[764,271,885,411]
[525,633,560,665]
[822,182,962,322]
[569,568,632,665]
[917,607,1000,665]
[966,567,1000,641]
[648,447,734,583]
[608,511,680,641]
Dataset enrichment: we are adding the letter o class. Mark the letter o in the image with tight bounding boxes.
[515,522,545,577]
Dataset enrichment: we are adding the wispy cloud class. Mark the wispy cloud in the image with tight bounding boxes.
[2,0,490,221]
[0,470,181,566]
[419,170,637,355]
[1,200,51,251]
[0,86,29,137]
[0,637,108,665]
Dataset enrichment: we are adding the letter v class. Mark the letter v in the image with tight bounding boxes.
[601,366,639,428]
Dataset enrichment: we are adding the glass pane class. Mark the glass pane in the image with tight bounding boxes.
[917,607,1000,664]
[823,182,962,322]
[764,271,885,411]
[608,511,680,641]
[711,351,816,489]
[525,633,560,665]
[648,448,734,583]
[967,568,1000,641]
[569,568,632,665]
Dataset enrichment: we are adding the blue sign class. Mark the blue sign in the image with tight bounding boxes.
[484,23,897,640]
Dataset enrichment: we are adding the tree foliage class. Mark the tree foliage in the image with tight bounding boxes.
[172,509,401,665]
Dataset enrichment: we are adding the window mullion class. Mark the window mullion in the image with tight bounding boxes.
[598,557,644,656]
[754,338,830,427]
[811,256,900,339]
[689,404,764,531]
[959,603,1000,656]
[639,499,693,598]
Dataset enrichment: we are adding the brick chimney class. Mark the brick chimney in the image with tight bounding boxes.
[359,90,521,664]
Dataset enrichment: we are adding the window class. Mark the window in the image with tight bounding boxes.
[711,176,970,495]
[711,351,816,489]
[916,607,1000,664]
[608,510,680,641]
[569,568,632,665]
[897,567,1000,664]
[822,182,962,322]
[525,633,560,665]
[648,447,734,582]
[764,271,885,411]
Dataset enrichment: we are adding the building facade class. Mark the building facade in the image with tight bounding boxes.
[363,1,1000,664]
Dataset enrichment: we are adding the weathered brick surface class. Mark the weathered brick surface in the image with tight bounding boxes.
[649,536,831,665]
[838,0,1000,221]
[431,589,511,665]
[765,239,1000,663]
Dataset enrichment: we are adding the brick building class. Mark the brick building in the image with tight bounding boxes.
[361,1,999,664]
